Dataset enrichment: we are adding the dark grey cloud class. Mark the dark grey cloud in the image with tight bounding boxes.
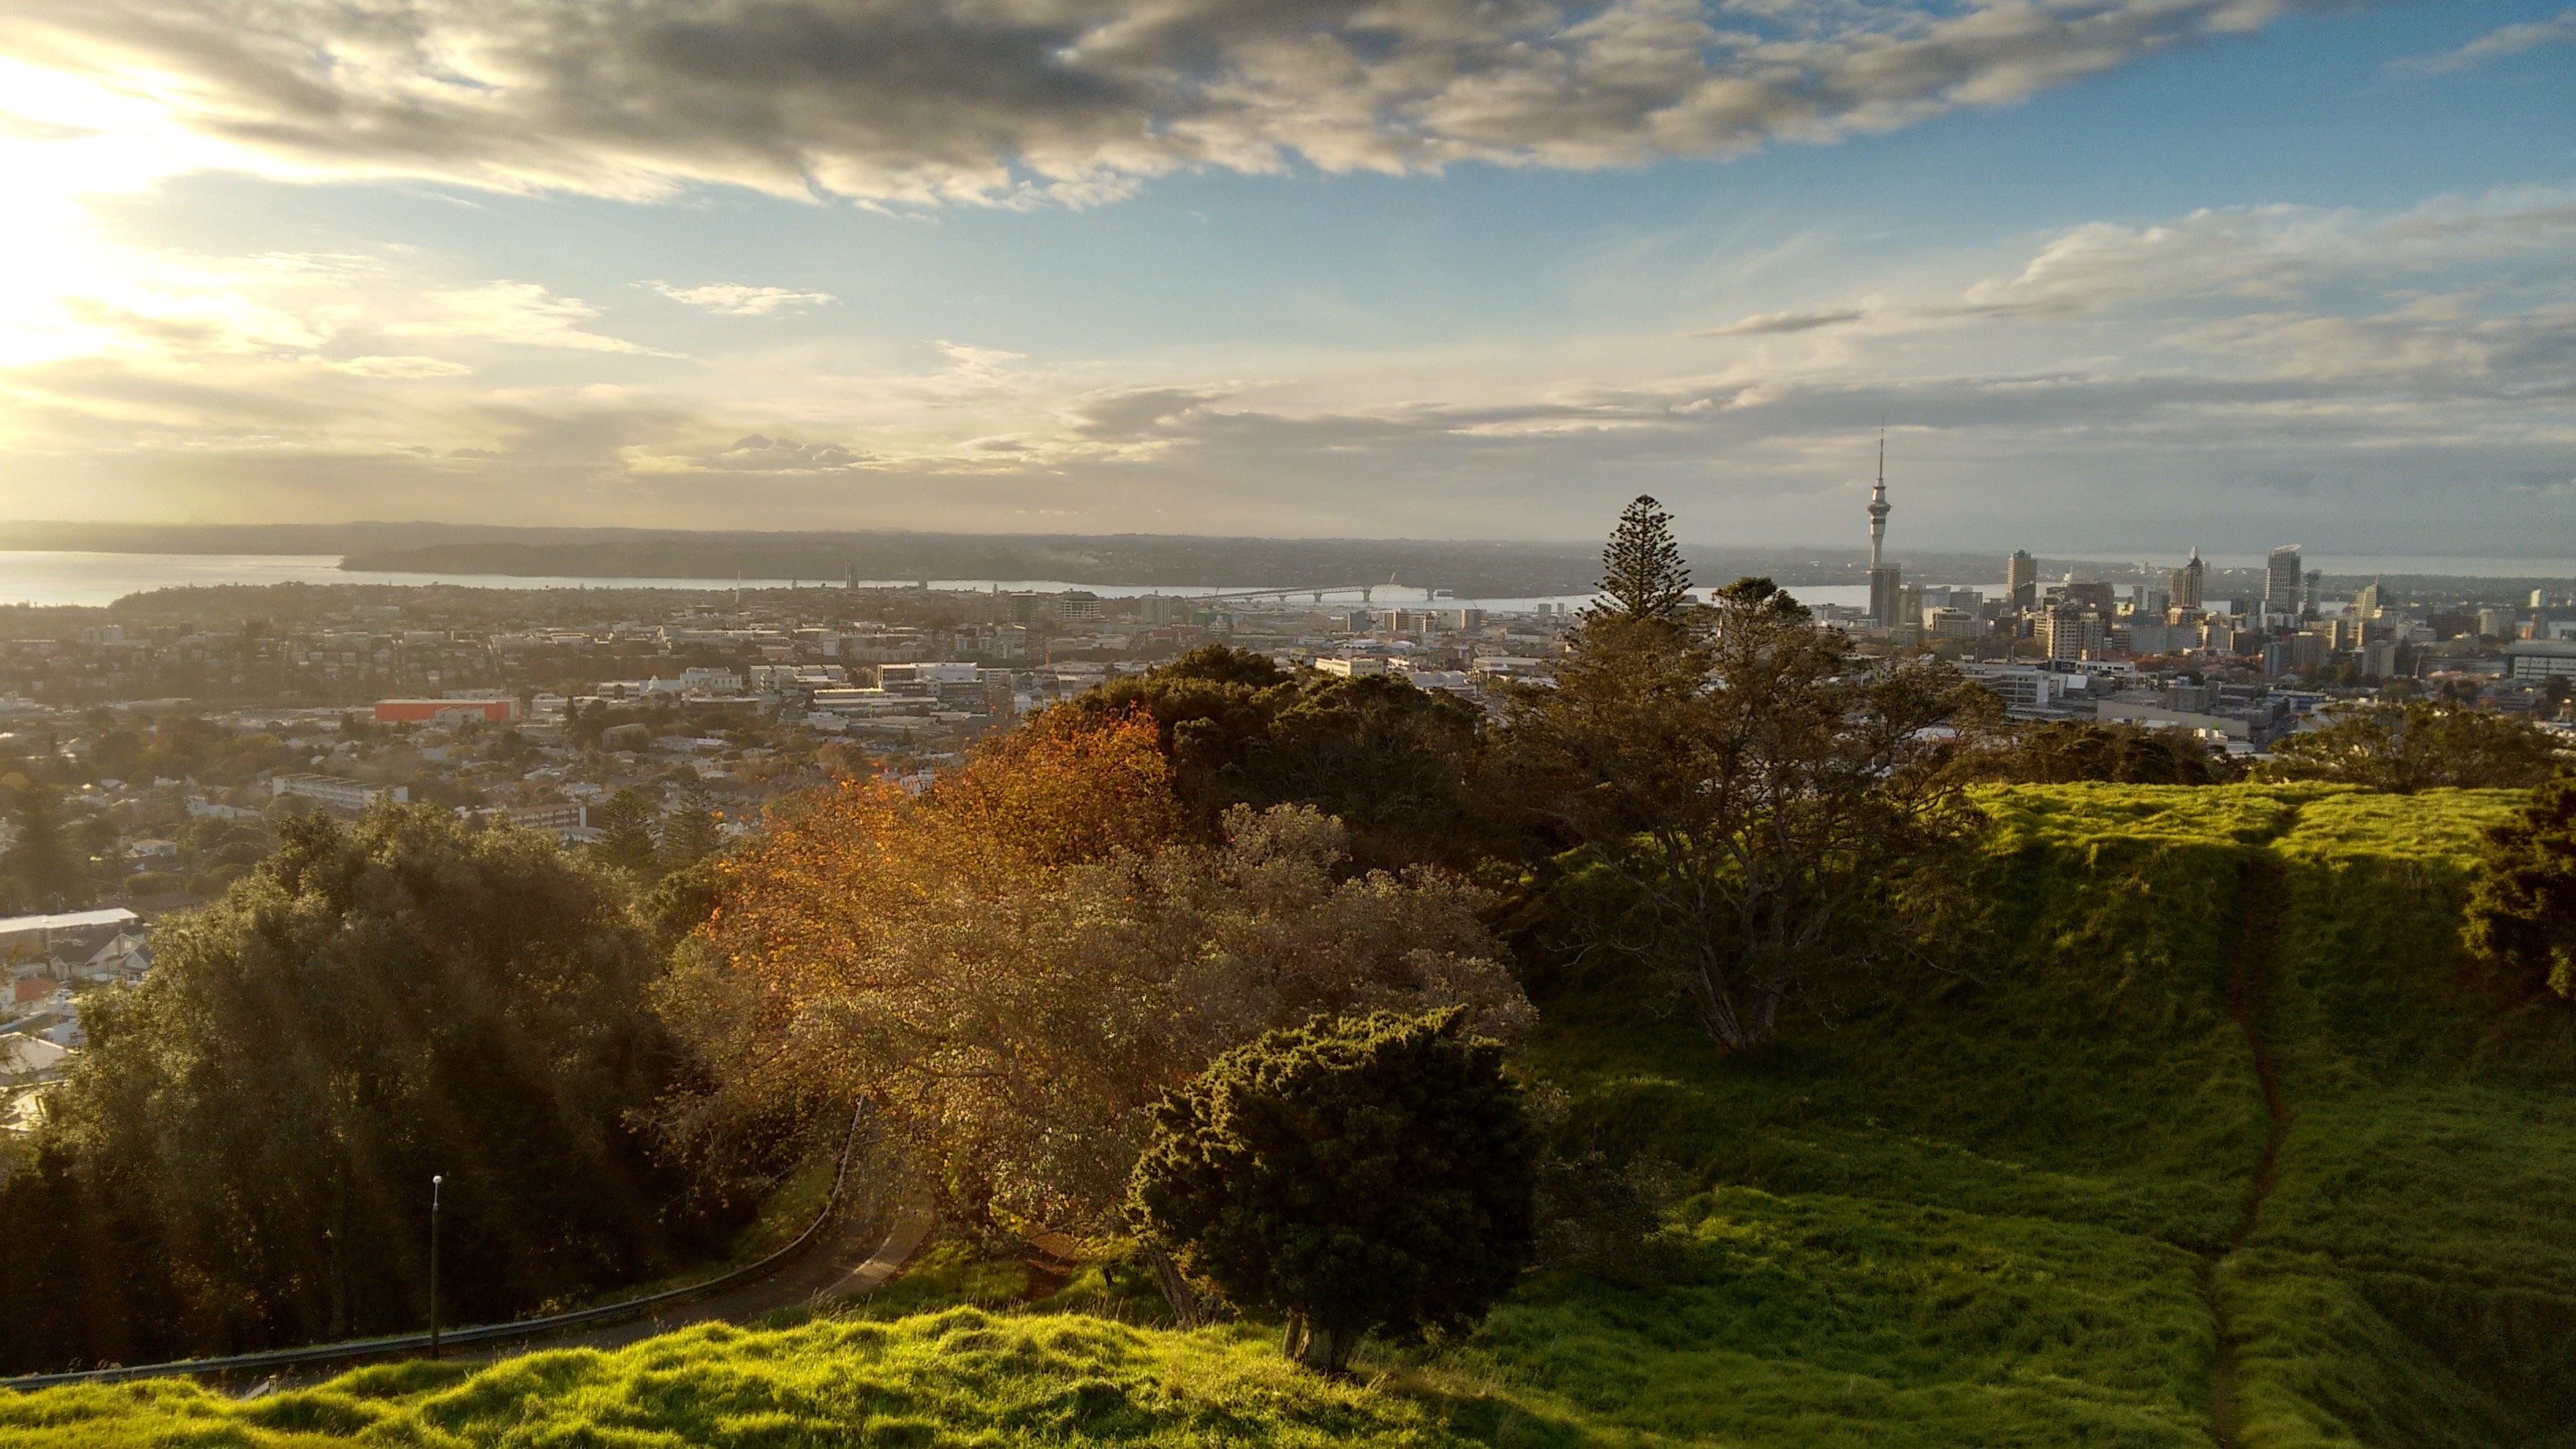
[1,0,2333,201]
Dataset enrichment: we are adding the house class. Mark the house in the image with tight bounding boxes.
[0,1033,72,1084]
[80,933,151,985]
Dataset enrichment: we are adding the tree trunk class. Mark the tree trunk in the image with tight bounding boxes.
[1294,1319,1354,1374]
[1145,1241,1218,1329]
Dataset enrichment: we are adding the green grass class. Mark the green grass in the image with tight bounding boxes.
[6,784,2571,1447]
[0,1312,1471,1447]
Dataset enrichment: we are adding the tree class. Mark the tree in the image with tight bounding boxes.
[1967,721,2226,785]
[1503,575,1986,1051]
[0,807,726,1373]
[2463,778,2576,1006]
[659,781,726,871]
[1,782,86,909]
[664,716,1529,1251]
[1038,646,1500,870]
[1591,496,1692,622]
[1128,1009,1537,1373]
[2267,702,2563,792]
[592,787,664,879]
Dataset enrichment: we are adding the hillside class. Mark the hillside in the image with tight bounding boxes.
[6,784,2571,1448]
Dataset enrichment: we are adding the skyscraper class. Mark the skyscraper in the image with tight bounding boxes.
[1866,434,1902,624]
[2170,548,2205,611]
[2005,549,2037,609]
[2266,546,2304,616]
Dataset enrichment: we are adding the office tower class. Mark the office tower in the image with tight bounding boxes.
[2170,548,2205,611]
[2006,549,2037,609]
[2266,546,2304,616]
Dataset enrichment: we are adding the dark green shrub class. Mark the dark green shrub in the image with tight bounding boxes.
[1129,1009,1536,1372]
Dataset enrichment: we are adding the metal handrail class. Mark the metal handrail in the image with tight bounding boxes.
[1,1104,874,1392]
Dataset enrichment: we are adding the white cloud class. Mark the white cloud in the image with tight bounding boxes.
[646,282,837,315]
[381,280,665,354]
[0,0,2333,206]
[2391,9,2576,75]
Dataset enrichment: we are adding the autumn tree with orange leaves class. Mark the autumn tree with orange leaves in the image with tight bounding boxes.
[659,712,1529,1246]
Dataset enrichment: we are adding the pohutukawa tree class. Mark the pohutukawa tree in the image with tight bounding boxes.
[664,713,1531,1271]
[1507,560,1988,1053]
[1128,1009,1537,1373]
[1592,495,1694,622]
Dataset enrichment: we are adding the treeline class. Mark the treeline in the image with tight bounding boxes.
[0,814,757,1371]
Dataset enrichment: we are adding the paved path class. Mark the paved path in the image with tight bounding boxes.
[545,1187,935,1352]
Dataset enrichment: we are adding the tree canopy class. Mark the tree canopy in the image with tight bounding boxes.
[2465,778,2576,1007]
[665,714,1530,1244]
[1129,1009,1537,1373]
[1503,576,1986,1050]
[0,808,728,1374]
[1964,720,2228,785]
[1039,646,1500,869]
[2267,702,2563,792]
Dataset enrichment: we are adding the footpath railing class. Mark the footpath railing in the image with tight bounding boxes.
[0,1106,873,1393]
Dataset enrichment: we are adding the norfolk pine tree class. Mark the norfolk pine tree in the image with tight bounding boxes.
[1591,496,1693,622]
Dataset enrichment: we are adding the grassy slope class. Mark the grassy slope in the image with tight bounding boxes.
[6,784,2571,1448]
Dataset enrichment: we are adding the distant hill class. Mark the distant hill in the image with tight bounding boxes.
[0,519,2013,595]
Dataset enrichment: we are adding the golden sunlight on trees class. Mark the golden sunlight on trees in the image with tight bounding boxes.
[663,713,1529,1249]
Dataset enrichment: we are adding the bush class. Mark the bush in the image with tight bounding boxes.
[1129,1009,1537,1372]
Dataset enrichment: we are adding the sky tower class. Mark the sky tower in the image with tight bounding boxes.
[1867,432,1891,573]
[1866,431,1903,625]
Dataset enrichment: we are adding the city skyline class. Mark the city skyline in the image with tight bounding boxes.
[0,3,2569,550]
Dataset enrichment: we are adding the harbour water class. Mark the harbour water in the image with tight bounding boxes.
[0,550,2563,612]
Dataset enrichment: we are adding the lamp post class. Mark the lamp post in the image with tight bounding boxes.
[429,1175,444,1359]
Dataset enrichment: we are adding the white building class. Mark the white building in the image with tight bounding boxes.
[2506,640,2576,680]
[272,773,409,813]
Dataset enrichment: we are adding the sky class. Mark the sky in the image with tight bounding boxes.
[0,0,2569,553]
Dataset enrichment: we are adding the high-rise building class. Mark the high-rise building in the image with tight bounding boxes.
[2036,608,2104,661]
[2304,569,2323,620]
[2005,550,2037,609]
[2266,546,2304,616]
[1865,435,1900,623]
[2170,549,2205,611]
[2352,580,2384,620]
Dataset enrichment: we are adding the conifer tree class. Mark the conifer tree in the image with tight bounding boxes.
[592,788,664,881]
[1591,496,1692,621]
[659,781,725,871]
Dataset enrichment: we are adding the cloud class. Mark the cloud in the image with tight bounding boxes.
[646,281,837,315]
[2391,9,2576,75]
[5,181,2571,552]
[0,0,2332,205]
[381,280,668,353]
[1702,306,1868,335]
